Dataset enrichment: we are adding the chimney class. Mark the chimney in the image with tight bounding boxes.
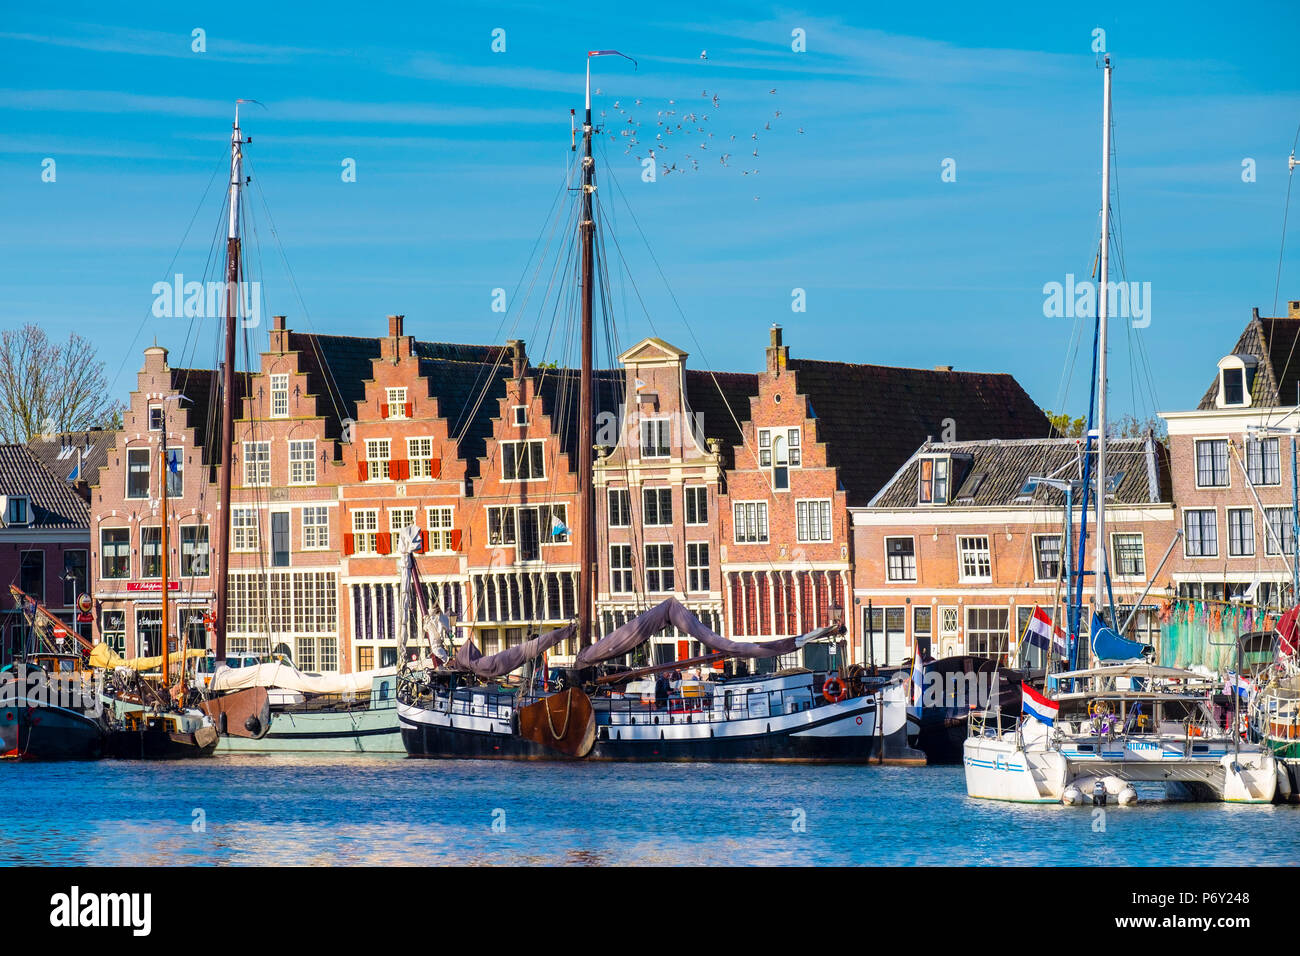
[270,315,289,353]
[766,324,788,374]
[388,314,404,337]
[508,339,527,378]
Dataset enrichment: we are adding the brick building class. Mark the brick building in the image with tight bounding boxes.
[853,436,1176,667]
[1160,301,1300,607]
[0,444,96,659]
[719,326,1053,669]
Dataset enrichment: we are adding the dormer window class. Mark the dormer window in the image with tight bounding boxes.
[1216,354,1258,409]
[270,374,289,418]
[918,457,950,504]
[5,496,30,526]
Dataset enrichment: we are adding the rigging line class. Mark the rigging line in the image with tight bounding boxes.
[108,154,228,399]
[1261,122,1300,433]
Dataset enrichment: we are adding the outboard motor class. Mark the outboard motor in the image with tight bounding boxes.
[1092,778,1108,806]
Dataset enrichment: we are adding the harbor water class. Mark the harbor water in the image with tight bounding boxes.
[4,757,1297,866]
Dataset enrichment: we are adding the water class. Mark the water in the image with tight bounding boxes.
[3,757,1297,866]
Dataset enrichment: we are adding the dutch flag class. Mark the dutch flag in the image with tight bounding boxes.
[1024,605,1068,659]
[1021,682,1060,726]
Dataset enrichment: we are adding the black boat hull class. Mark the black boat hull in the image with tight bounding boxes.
[105,728,218,760]
[0,704,106,759]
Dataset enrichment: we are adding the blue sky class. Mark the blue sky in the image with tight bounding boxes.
[3,1,1299,425]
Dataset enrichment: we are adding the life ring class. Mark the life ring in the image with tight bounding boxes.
[823,676,847,704]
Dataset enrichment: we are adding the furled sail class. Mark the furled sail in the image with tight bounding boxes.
[209,661,394,695]
[453,624,576,679]
[573,598,839,669]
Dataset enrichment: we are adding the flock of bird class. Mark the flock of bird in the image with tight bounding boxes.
[593,70,803,200]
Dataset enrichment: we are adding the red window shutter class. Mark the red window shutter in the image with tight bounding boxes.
[430,458,442,479]
[404,401,413,418]
[416,530,425,552]
[380,403,389,419]
[358,461,368,481]
[343,533,355,556]
[450,529,463,551]
[377,532,392,555]
[392,459,409,481]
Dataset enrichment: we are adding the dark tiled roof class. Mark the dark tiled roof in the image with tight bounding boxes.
[685,369,760,470]
[0,445,90,529]
[869,436,1171,509]
[170,365,244,482]
[535,367,625,464]
[420,357,513,479]
[288,333,383,442]
[26,429,117,488]
[1198,311,1300,409]
[783,360,1052,507]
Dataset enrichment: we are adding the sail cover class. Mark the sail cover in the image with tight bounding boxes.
[453,624,576,679]
[573,598,836,669]
[209,661,394,695]
[1090,613,1152,662]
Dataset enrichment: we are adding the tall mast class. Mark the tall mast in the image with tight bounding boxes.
[160,423,171,695]
[1093,56,1112,618]
[214,102,244,659]
[576,57,596,649]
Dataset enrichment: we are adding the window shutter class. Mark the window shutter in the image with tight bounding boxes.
[416,530,425,552]
[377,532,392,555]
[404,401,413,418]
[450,529,463,551]
[429,458,442,479]
[391,459,408,481]
[358,461,369,481]
[380,403,389,419]
[343,533,355,556]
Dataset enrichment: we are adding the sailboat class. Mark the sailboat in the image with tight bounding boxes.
[395,51,919,764]
[962,56,1278,804]
[1,586,108,758]
[101,403,219,759]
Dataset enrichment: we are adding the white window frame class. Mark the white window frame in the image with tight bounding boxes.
[918,456,950,505]
[352,509,380,554]
[957,535,992,582]
[1032,533,1062,583]
[684,486,708,526]
[270,374,290,418]
[288,439,316,485]
[1110,531,1146,578]
[232,507,260,552]
[1227,507,1255,557]
[501,440,546,482]
[1245,436,1281,486]
[642,487,673,527]
[610,544,634,593]
[1194,438,1230,489]
[608,488,631,528]
[686,542,710,593]
[386,387,408,419]
[426,506,455,552]
[732,501,769,544]
[884,536,916,583]
[512,405,529,427]
[1183,508,1218,558]
[389,507,417,534]
[365,438,391,480]
[795,498,832,543]
[126,448,150,499]
[243,441,271,487]
[302,506,329,551]
[644,543,675,593]
[1264,506,1295,556]
[407,437,435,479]
[640,418,671,459]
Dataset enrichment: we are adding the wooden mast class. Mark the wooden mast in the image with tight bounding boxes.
[577,59,596,649]
[214,102,245,659]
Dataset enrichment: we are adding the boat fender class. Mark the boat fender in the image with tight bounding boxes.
[218,713,228,735]
[1062,785,1084,806]
[1117,785,1138,806]
[244,715,261,735]
[823,676,847,704]
[1276,763,1293,801]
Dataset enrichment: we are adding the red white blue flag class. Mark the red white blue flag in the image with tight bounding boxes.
[1021,682,1060,726]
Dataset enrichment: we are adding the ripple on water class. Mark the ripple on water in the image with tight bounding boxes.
[1,758,1296,866]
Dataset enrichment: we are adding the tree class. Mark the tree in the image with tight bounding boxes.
[0,325,124,443]
[1042,408,1167,442]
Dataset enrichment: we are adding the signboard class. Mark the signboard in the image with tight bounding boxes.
[125,581,181,593]
[76,612,93,623]
[76,593,93,614]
